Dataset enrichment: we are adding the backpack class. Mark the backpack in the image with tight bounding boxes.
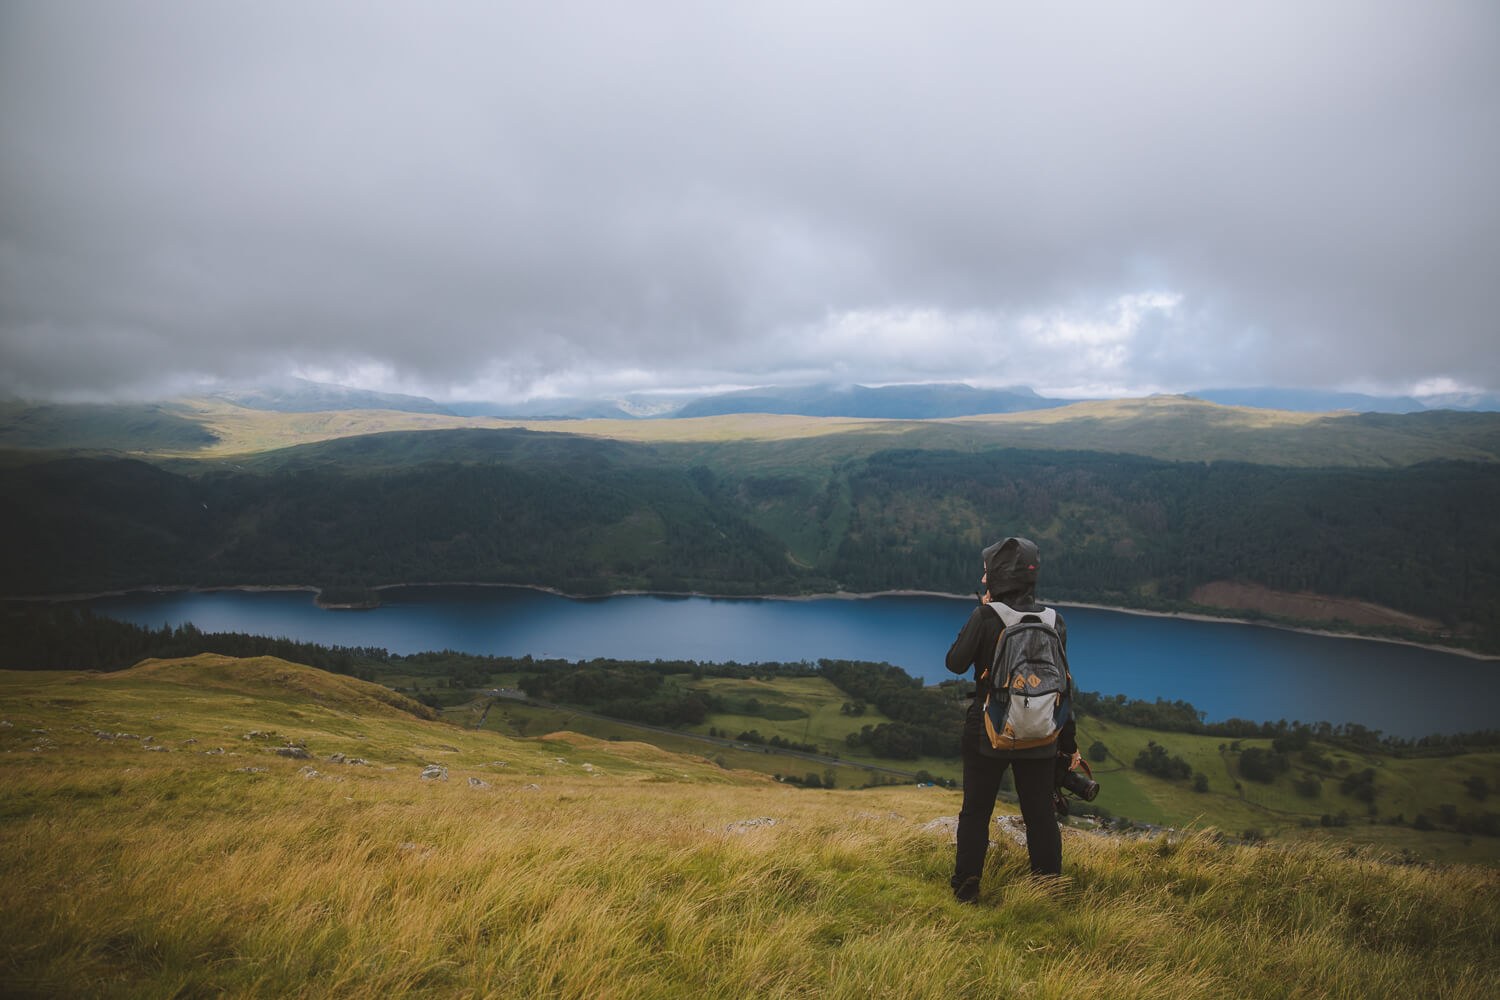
[979,602,1073,753]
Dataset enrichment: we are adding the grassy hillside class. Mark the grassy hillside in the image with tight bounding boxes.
[176,394,1500,468]
[6,395,1500,467]
[2,656,1497,999]
[466,673,960,792]
[457,669,1500,867]
[950,396,1500,467]
[1071,720,1500,864]
[0,401,221,454]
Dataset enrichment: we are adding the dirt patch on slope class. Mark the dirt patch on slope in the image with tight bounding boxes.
[1189,582,1443,632]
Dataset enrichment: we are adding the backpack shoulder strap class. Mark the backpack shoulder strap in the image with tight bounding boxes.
[986,602,1056,630]
[986,602,1067,693]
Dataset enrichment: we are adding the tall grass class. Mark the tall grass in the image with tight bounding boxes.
[3,659,1498,998]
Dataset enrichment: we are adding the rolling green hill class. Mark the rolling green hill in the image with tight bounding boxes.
[0,400,221,454]
[457,661,1500,867]
[2,655,1497,999]
[4,394,1499,647]
[4,429,1497,648]
[6,394,1500,467]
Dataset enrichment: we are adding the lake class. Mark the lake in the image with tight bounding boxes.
[83,585,1498,739]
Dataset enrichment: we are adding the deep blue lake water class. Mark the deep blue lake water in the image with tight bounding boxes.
[82,585,1498,739]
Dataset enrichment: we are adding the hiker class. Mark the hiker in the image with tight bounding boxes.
[945,536,1078,902]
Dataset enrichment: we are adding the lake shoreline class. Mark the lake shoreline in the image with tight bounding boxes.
[20,579,1496,661]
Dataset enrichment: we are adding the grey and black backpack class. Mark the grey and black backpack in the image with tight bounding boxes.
[979,602,1074,752]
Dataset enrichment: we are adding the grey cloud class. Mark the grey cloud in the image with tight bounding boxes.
[2,1,1496,401]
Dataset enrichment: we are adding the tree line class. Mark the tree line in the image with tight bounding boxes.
[0,606,386,678]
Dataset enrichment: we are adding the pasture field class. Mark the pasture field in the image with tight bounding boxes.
[1072,719,1500,865]
[420,665,1500,865]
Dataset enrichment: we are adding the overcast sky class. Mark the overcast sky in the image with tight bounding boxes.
[2,1,1496,403]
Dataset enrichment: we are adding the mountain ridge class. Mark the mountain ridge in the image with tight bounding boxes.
[7,394,1500,467]
[70,376,1496,421]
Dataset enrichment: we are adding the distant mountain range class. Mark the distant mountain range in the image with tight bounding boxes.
[446,398,628,420]
[196,378,1500,419]
[670,382,1070,419]
[208,378,455,415]
[1188,387,1500,413]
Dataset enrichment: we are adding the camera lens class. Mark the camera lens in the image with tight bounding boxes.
[1055,755,1100,801]
[1062,770,1099,801]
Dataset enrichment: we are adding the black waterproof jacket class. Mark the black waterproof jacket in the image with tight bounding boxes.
[946,597,1077,759]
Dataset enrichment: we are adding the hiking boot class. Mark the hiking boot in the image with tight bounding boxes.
[953,875,981,904]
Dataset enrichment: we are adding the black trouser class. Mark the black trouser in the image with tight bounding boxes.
[953,735,1060,882]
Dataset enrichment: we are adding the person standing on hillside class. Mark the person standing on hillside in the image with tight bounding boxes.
[945,536,1077,902]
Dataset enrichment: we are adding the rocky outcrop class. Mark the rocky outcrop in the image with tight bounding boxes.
[918,814,1027,847]
[326,753,369,765]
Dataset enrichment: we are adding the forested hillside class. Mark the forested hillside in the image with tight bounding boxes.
[3,421,1497,650]
[821,449,1496,631]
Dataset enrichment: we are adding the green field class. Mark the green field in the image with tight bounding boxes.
[1072,719,1500,864]
[440,672,939,791]
[414,664,1500,865]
